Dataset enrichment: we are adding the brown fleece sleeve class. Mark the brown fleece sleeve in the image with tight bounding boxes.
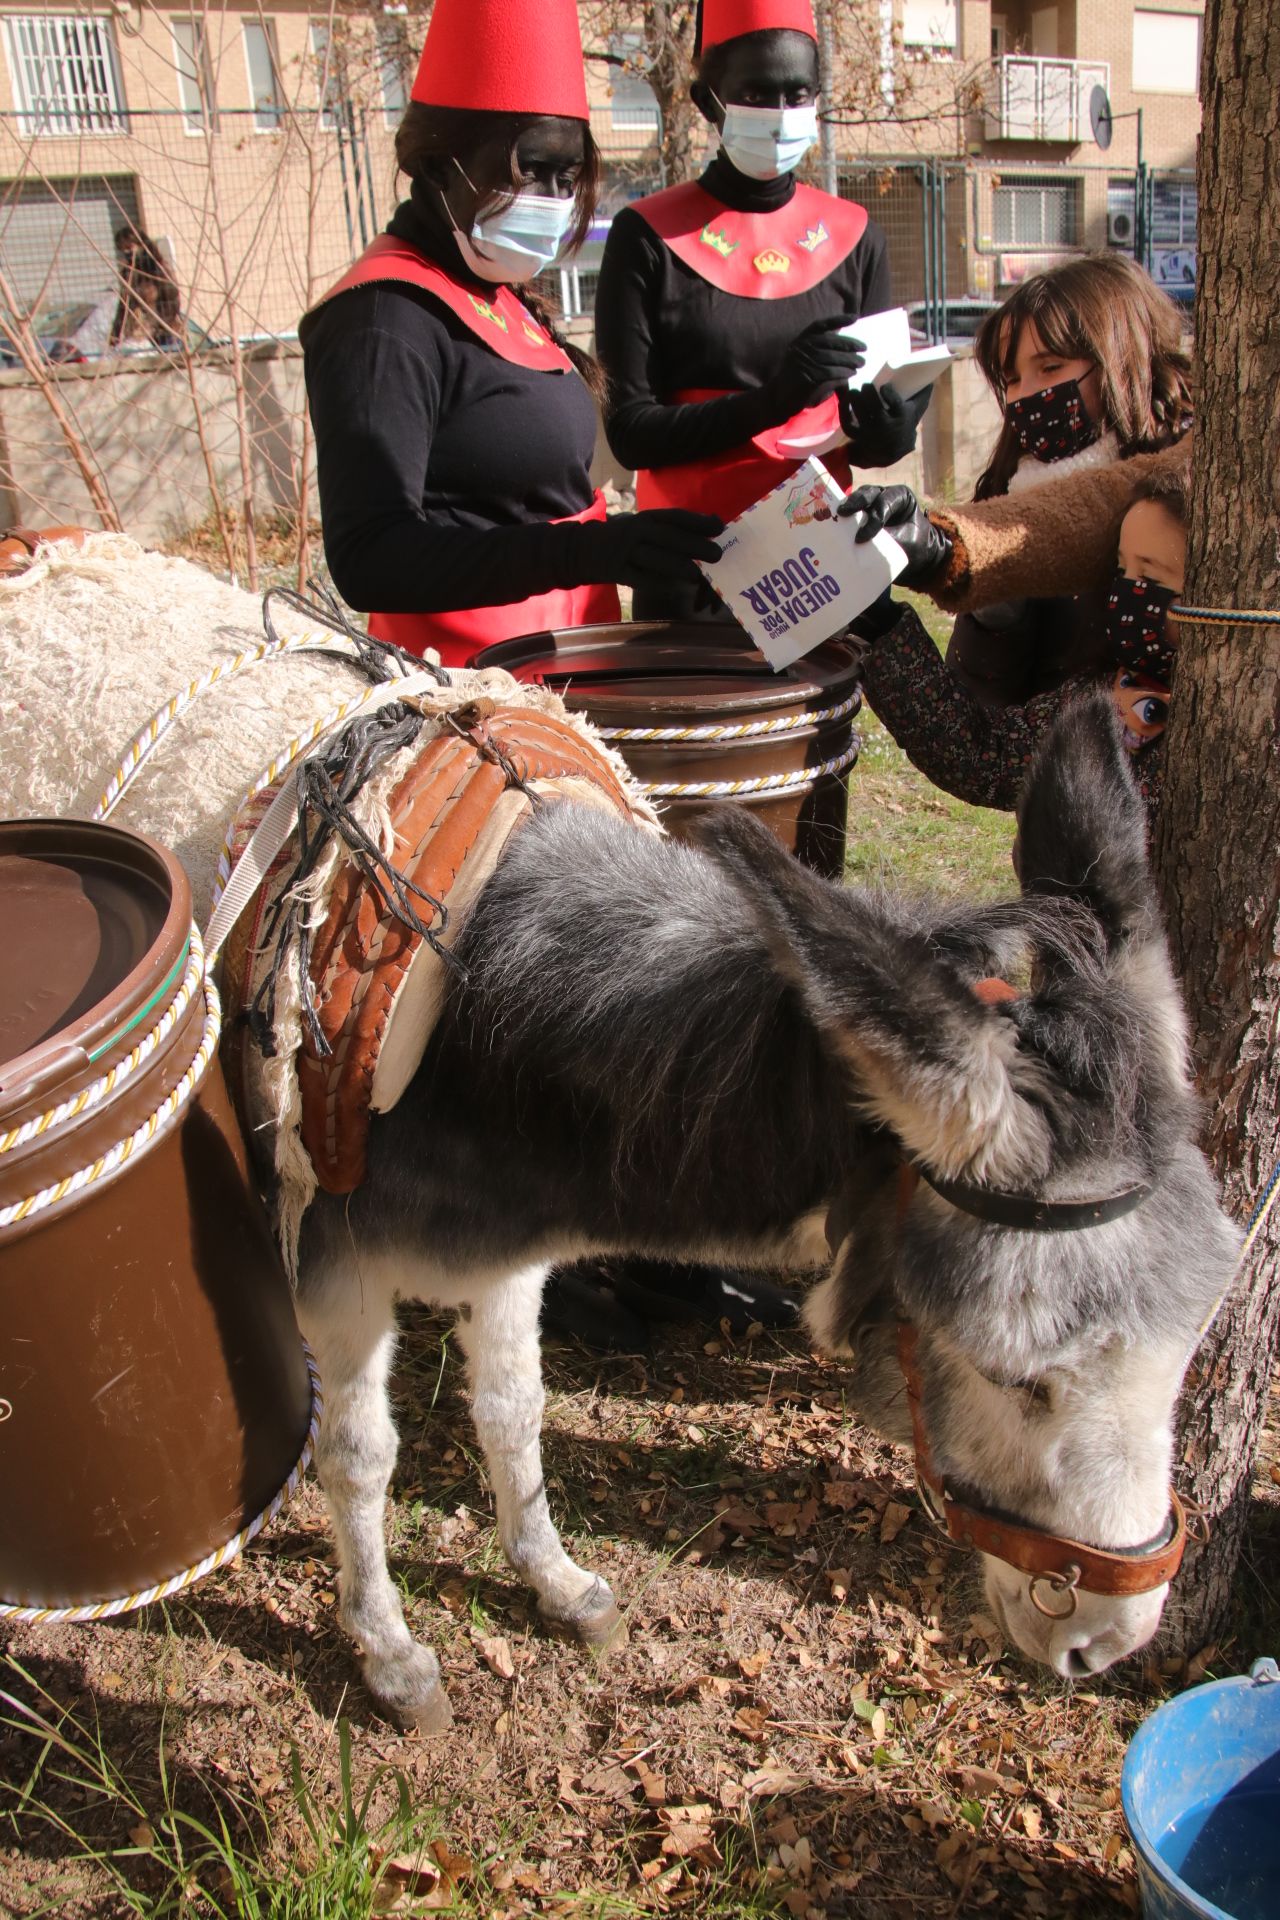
[924,440,1192,612]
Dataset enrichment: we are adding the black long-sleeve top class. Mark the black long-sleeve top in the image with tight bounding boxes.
[301,182,603,615]
[595,156,894,474]
[859,602,1164,818]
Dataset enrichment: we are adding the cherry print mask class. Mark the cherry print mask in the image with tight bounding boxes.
[1005,377,1099,464]
[1102,570,1179,687]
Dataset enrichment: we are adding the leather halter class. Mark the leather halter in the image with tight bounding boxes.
[831,969,1189,1609]
[895,1316,1189,1611]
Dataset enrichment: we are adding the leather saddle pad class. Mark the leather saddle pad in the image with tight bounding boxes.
[297,704,640,1193]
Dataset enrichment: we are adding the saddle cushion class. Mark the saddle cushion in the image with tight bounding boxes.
[296,704,647,1193]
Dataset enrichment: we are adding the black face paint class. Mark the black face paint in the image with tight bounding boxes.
[1005,377,1099,464]
[1102,570,1178,685]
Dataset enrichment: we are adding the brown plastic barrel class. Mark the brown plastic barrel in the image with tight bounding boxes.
[0,819,311,1614]
[476,622,861,877]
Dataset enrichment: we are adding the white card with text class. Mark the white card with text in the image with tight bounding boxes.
[697,458,907,671]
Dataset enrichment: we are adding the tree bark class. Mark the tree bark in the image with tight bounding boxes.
[1153,0,1280,1657]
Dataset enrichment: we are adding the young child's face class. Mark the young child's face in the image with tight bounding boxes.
[1110,498,1186,752]
[1117,498,1186,593]
[1000,318,1102,422]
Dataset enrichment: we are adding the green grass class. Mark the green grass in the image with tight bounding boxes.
[847,591,1018,900]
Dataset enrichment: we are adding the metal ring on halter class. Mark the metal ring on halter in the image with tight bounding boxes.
[1028,1564,1081,1619]
[1181,1495,1211,1546]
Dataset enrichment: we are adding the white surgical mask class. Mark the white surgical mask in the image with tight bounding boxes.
[714,95,820,181]
[443,163,576,283]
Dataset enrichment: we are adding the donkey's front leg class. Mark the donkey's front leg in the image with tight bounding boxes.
[456,1266,626,1650]
[295,1269,453,1732]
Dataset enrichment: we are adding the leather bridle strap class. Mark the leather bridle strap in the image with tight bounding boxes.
[895,1322,1188,1600]
[918,1170,1153,1232]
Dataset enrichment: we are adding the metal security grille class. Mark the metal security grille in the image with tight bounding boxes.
[991,177,1079,249]
[3,14,128,137]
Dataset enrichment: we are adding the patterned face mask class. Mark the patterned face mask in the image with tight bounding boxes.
[1005,377,1099,464]
[1103,570,1179,753]
[1102,570,1179,685]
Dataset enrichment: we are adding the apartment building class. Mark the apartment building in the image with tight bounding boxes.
[860,0,1202,308]
[0,1,1203,343]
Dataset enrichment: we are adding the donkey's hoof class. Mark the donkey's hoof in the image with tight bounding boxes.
[382,1681,454,1735]
[541,1577,629,1655]
[361,1645,453,1735]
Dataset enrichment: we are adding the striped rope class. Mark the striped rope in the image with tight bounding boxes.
[0,935,202,1158]
[0,1344,323,1624]
[0,933,221,1231]
[595,693,860,746]
[639,739,860,801]
[1241,1155,1280,1257]
[1170,605,1280,629]
[92,628,380,822]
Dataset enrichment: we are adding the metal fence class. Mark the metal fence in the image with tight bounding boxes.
[0,104,1198,584]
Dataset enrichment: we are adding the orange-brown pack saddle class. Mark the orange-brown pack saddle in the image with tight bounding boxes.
[222,695,652,1203]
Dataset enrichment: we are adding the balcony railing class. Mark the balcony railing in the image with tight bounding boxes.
[985,55,1110,143]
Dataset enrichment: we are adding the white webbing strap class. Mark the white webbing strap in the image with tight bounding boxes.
[203,671,445,967]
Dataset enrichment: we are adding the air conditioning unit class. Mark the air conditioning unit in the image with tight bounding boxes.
[1108,208,1135,247]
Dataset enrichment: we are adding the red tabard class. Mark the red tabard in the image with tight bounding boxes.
[630,182,867,519]
[306,236,620,664]
[636,389,851,522]
[632,180,867,301]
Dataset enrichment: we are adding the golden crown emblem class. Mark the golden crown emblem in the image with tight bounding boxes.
[753,249,791,275]
[468,294,509,333]
[699,223,739,258]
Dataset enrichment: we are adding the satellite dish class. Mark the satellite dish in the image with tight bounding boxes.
[1090,85,1113,150]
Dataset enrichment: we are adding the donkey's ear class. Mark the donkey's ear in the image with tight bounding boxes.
[690,805,1057,1190]
[1015,692,1158,952]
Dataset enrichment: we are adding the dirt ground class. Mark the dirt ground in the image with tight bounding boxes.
[4,1301,1278,1920]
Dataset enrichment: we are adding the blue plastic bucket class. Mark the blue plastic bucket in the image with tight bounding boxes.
[1122,1657,1280,1920]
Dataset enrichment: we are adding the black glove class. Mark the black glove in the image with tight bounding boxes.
[764,314,867,419]
[837,483,952,588]
[841,381,932,468]
[576,509,724,588]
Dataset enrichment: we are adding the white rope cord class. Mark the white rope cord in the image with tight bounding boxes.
[0,935,202,1158]
[0,928,221,1231]
[639,739,860,801]
[92,628,386,822]
[0,1343,324,1624]
[595,692,860,746]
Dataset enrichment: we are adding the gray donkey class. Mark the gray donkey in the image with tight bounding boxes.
[294,694,1239,1728]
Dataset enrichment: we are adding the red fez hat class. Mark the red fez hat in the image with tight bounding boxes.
[411,0,590,120]
[697,0,818,56]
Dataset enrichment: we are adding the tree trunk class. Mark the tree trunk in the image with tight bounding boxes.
[1153,0,1280,1657]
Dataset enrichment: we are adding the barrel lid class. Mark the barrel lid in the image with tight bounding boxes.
[477,621,861,720]
[0,819,191,1116]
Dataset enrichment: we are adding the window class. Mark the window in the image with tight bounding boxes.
[993,175,1080,248]
[172,17,215,133]
[3,14,127,136]
[902,1,957,55]
[608,35,660,132]
[243,19,282,132]
[309,23,343,132]
[0,173,140,312]
[375,20,409,128]
[1132,10,1201,94]
[1152,177,1197,246]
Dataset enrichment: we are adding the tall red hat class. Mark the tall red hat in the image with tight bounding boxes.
[697,0,818,56]
[411,0,590,119]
